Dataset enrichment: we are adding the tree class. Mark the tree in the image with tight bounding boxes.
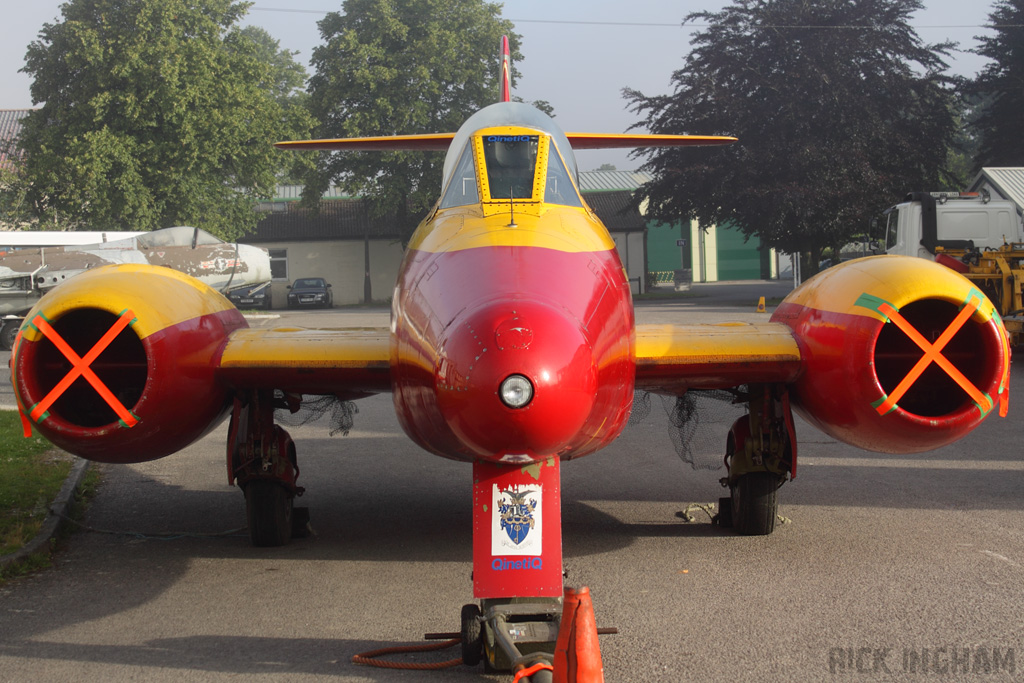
[625,0,957,274]
[970,0,1024,171]
[301,0,519,238]
[233,26,316,184]
[12,0,309,239]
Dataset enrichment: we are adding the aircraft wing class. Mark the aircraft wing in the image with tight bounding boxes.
[274,133,736,152]
[217,327,392,397]
[274,134,456,152]
[634,322,802,395]
[565,133,737,149]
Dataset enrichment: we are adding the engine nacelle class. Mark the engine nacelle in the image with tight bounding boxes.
[772,256,1009,453]
[10,264,248,463]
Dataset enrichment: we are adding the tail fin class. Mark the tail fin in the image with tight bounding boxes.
[499,35,511,103]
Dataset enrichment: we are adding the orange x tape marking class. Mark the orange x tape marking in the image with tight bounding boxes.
[874,296,991,416]
[29,310,139,428]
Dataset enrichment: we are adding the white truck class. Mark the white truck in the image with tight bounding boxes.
[881,191,1023,258]
[879,190,1024,346]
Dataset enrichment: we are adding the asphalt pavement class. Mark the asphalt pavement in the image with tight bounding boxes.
[1,281,1022,681]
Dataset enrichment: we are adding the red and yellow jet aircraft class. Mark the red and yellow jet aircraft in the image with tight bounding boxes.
[8,37,1011,678]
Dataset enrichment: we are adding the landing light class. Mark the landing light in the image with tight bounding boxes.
[499,374,534,408]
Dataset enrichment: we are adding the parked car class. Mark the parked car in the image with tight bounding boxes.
[287,277,333,309]
[226,282,272,310]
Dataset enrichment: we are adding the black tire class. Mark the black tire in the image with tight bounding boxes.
[461,603,483,666]
[715,496,733,528]
[291,506,311,538]
[0,320,18,351]
[731,472,782,536]
[245,479,293,547]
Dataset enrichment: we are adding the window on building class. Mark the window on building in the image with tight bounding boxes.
[269,248,288,280]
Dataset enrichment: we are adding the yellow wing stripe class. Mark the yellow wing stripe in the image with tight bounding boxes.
[218,327,392,395]
[635,322,802,392]
[274,134,455,151]
[220,328,390,368]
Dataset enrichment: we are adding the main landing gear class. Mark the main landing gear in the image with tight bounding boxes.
[228,390,309,546]
[717,383,795,536]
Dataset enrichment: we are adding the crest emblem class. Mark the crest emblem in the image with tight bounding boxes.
[491,483,543,554]
[498,487,537,545]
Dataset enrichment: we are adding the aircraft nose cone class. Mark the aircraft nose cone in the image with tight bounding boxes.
[436,301,596,461]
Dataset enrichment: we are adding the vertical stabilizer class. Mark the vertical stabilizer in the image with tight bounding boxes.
[499,35,511,103]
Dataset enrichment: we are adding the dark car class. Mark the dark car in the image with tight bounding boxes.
[287,277,333,309]
[226,282,272,310]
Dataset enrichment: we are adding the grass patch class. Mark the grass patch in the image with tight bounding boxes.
[0,410,74,557]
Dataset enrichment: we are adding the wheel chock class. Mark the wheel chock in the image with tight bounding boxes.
[552,587,604,683]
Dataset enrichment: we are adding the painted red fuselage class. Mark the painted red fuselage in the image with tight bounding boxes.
[391,223,635,464]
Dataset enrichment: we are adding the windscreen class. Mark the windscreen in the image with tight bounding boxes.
[440,143,478,208]
[483,135,539,200]
[544,150,583,207]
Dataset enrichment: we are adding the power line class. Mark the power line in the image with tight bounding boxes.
[248,8,1016,29]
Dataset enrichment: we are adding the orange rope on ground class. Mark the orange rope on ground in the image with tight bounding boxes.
[514,661,554,681]
[351,637,463,670]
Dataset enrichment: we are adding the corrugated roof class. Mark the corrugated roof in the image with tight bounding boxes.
[577,170,652,192]
[969,168,1024,214]
[0,109,32,169]
[245,189,645,243]
[584,190,646,231]
[245,198,407,242]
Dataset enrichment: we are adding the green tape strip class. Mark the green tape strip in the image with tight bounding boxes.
[28,402,50,424]
[854,293,896,321]
[118,411,140,429]
[870,394,897,416]
[119,309,139,327]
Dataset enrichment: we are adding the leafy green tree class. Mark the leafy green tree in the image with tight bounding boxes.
[970,0,1024,171]
[13,0,309,239]
[233,25,315,184]
[0,166,32,229]
[626,0,957,275]
[945,91,987,189]
[301,0,519,238]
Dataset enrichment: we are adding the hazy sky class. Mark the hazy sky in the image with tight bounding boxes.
[0,0,996,170]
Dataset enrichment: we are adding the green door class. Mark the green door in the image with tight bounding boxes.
[716,223,762,280]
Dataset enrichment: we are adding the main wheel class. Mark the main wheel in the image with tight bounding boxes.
[730,471,782,536]
[461,603,483,666]
[245,479,294,547]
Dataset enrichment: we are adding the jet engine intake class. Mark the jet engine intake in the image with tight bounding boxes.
[771,256,1009,453]
[11,264,248,463]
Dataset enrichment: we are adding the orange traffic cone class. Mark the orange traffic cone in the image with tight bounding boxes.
[756,296,766,313]
[553,586,604,683]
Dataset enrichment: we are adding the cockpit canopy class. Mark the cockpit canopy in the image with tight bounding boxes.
[439,102,583,210]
